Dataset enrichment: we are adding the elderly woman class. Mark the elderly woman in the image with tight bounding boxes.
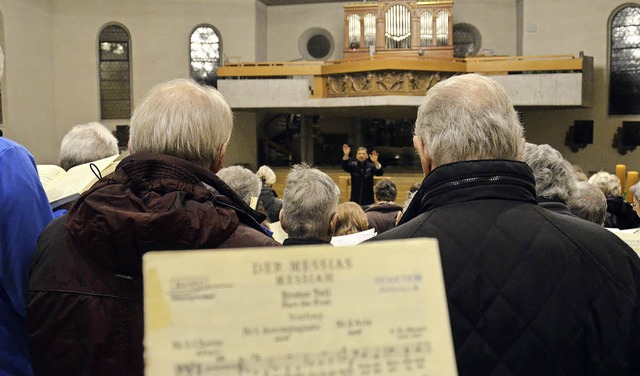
[217,165,262,207]
[256,165,283,223]
[588,171,640,229]
[522,143,576,216]
[629,183,640,220]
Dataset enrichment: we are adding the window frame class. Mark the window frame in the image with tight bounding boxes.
[189,24,223,87]
[608,3,640,116]
[97,22,132,120]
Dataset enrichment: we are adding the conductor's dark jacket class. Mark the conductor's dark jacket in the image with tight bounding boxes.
[341,159,383,206]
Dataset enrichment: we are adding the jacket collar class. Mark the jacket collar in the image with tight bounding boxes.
[65,153,269,274]
[400,160,537,225]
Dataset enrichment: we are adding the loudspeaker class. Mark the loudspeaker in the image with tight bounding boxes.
[565,120,593,152]
[620,121,640,146]
[571,120,594,144]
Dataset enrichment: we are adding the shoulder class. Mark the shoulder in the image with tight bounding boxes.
[220,223,281,248]
[370,212,432,241]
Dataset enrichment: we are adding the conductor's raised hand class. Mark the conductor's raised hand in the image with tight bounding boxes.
[370,150,379,163]
[342,144,351,157]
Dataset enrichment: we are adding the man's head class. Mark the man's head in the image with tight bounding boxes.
[217,165,262,206]
[128,79,233,172]
[522,143,576,203]
[375,179,397,202]
[280,164,340,241]
[568,181,607,225]
[355,147,368,162]
[59,122,119,170]
[413,73,524,174]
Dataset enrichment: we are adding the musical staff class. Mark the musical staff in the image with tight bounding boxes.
[236,341,431,376]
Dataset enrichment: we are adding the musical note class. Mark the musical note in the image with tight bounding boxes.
[235,341,430,376]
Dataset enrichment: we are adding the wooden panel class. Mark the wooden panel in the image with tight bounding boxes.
[322,56,464,74]
[466,57,584,73]
[218,63,322,77]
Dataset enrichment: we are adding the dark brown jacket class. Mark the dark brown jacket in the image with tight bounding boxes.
[365,202,402,234]
[27,153,279,376]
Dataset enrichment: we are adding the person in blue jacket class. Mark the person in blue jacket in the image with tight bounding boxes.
[0,136,54,375]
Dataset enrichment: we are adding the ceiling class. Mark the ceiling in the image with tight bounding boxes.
[260,0,350,5]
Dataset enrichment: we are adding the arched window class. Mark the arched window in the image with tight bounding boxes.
[98,24,131,120]
[609,5,640,115]
[190,25,221,87]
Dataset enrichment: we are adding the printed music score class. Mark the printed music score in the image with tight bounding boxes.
[144,239,458,376]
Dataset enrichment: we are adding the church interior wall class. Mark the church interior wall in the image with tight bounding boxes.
[0,0,56,162]
[0,0,636,173]
[519,0,637,173]
[267,3,346,62]
[453,0,517,56]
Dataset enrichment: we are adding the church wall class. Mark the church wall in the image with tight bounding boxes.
[267,3,345,62]
[453,0,517,56]
[0,0,57,162]
[255,0,268,62]
[520,0,637,174]
[29,0,260,165]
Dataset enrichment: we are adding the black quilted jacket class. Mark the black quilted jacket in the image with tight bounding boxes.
[374,160,640,375]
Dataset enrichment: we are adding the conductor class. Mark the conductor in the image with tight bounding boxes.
[341,144,383,207]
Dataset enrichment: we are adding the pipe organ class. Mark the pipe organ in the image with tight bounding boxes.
[344,0,453,60]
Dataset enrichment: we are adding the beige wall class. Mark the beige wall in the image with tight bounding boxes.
[0,0,262,164]
[520,0,637,173]
[267,2,345,61]
[0,0,632,172]
[255,1,268,61]
[0,0,56,160]
[454,0,517,56]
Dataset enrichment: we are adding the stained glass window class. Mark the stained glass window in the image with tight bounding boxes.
[190,25,221,87]
[98,24,131,120]
[610,5,640,115]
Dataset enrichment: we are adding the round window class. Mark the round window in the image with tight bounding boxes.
[298,28,335,61]
[453,23,482,58]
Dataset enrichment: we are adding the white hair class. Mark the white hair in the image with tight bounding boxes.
[217,165,262,206]
[128,79,233,168]
[59,122,119,170]
[588,171,622,197]
[414,73,524,167]
[568,181,607,225]
[629,182,640,204]
[256,165,277,186]
[522,143,576,203]
[282,164,340,239]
